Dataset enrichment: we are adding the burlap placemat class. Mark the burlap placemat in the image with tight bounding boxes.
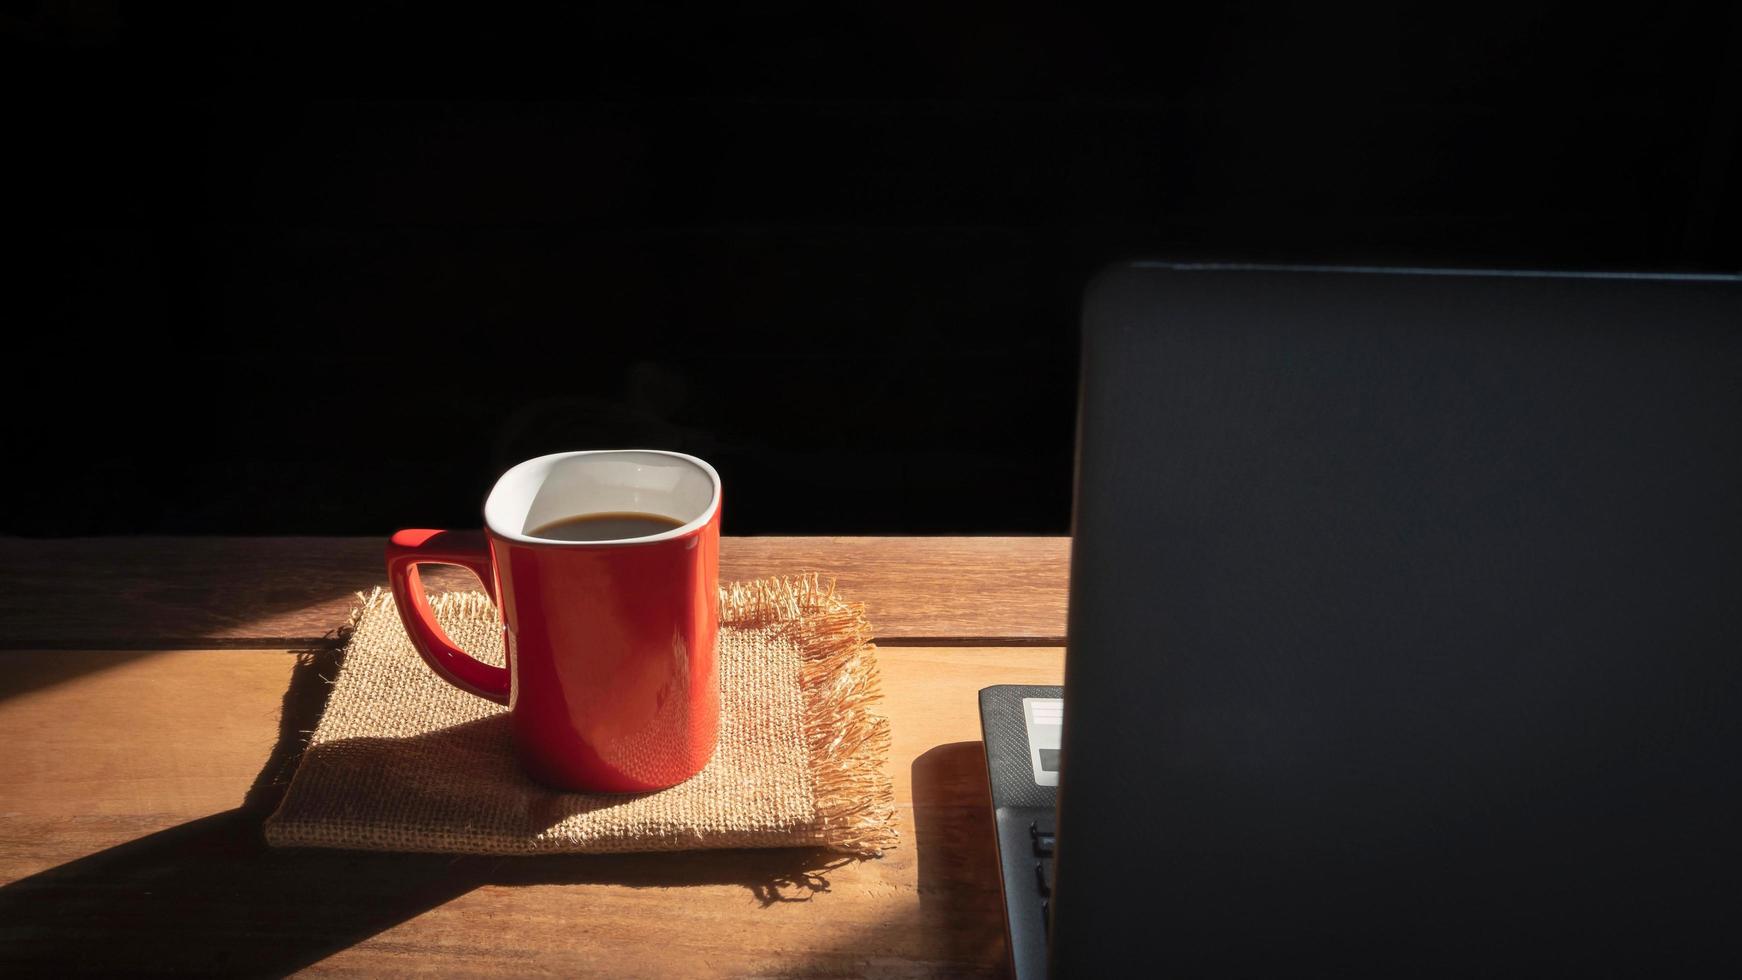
[263,575,897,857]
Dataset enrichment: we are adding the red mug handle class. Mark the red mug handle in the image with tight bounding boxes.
[385,528,511,705]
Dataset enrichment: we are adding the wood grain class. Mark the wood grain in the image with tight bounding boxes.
[0,536,1069,649]
[0,645,1064,977]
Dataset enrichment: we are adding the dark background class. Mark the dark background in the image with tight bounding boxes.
[6,3,1739,537]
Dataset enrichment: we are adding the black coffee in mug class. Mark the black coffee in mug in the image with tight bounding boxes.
[529,512,685,542]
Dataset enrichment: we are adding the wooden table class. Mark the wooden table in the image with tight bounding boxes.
[0,537,1069,977]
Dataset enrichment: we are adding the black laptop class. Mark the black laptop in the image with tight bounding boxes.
[981,264,1742,977]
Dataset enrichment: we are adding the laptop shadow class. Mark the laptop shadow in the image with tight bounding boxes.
[909,740,1009,975]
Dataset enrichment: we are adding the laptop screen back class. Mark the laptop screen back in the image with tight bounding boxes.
[1055,266,1742,975]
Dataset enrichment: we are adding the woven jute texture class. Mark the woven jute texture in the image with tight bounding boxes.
[263,576,897,857]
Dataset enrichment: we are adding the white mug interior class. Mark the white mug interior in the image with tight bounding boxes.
[484,450,721,545]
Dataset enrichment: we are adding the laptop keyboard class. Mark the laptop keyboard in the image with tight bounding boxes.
[1031,818,1056,936]
[980,686,1066,979]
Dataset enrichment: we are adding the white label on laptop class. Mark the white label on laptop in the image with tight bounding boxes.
[1022,697,1064,787]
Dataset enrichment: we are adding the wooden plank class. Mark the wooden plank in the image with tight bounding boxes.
[0,536,1069,649]
[0,645,1064,977]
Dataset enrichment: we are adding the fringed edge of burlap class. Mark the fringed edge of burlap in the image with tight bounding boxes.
[359,585,500,620]
[722,574,900,857]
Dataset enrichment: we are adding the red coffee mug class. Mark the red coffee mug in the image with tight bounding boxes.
[386,450,722,792]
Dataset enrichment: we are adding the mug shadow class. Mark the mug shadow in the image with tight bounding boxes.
[276,715,659,834]
[0,639,856,977]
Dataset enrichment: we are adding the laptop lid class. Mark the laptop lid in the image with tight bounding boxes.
[1053,264,1742,975]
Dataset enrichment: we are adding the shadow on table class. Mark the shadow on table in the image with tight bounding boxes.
[907,740,1009,977]
[0,811,854,976]
[635,741,1009,978]
[0,648,169,706]
[0,568,425,705]
[0,813,855,975]
[0,640,855,977]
